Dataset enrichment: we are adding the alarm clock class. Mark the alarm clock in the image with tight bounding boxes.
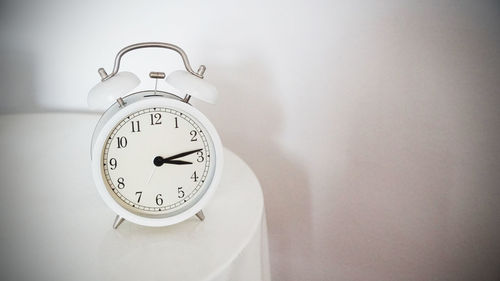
[88,42,223,229]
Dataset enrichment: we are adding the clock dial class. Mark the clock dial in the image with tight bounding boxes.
[101,107,214,217]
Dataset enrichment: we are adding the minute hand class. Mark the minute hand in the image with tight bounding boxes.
[164,148,203,161]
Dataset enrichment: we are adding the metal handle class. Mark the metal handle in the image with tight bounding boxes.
[99,42,205,81]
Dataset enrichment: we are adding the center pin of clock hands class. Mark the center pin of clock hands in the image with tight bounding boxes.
[153,148,203,167]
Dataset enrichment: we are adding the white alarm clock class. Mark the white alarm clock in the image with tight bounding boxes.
[88,42,223,229]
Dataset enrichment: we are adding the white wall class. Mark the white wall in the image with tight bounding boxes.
[1,0,500,280]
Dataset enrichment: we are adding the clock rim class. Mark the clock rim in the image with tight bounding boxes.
[91,93,224,227]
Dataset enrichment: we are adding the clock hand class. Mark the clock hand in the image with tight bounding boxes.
[164,148,203,161]
[164,159,193,165]
[146,167,156,185]
[153,156,193,167]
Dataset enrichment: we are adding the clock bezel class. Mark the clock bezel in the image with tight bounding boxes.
[91,92,223,227]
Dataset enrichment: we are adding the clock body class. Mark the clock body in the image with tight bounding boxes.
[90,91,223,227]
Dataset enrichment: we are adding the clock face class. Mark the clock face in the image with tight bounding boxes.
[101,107,215,217]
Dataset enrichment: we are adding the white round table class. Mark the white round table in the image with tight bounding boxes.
[0,113,271,281]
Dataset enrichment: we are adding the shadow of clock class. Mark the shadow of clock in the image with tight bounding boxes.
[195,57,312,281]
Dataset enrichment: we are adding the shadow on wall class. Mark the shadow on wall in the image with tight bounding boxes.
[315,10,500,279]
[196,57,312,280]
[0,47,41,113]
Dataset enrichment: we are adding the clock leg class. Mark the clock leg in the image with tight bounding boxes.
[195,210,205,221]
[113,215,125,229]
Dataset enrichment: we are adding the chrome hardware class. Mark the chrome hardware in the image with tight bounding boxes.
[117,97,126,107]
[98,68,108,79]
[113,215,125,229]
[149,72,166,79]
[99,42,205,81]
[195,210,205,221]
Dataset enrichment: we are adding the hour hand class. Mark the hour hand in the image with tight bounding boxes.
[153,156,192,166]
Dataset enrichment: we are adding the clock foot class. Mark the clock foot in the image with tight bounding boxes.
[195,210,205,221]
[113,215,125,229]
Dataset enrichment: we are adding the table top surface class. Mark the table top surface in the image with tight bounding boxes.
[0,113,264,281]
